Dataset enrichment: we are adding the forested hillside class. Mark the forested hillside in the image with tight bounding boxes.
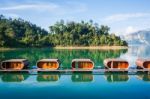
[0,15,127,47]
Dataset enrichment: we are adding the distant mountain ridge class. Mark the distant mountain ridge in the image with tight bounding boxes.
[123,29,150,45]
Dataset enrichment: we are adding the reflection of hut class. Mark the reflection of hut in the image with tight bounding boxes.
[137,73,150,81]
[71,73,93,82]
[105,73,129,82]
[72,59,94,70]
[104,59,129,70]
[37,73,60,82]
[1,73,29,82]
[136,59,150,69]
[37,59,60,70]
[1,59,29,70]
[0,60,1,71]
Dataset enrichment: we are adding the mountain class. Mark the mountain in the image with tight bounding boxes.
[123,29,150,45]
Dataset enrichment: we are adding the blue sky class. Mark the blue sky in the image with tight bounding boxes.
[0,0,150,35]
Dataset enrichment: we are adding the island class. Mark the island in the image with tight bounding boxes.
[0,15,128,50]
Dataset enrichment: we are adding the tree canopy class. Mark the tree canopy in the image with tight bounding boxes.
[48,20,127,46]
[0,15,127,47]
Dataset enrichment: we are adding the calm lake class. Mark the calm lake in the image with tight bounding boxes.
[0,45,150,99]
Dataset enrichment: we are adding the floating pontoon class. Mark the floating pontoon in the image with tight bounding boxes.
[72,59,94,70]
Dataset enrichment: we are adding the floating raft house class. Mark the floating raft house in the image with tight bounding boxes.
[104,59,129,70]
[136,59,150,69]
[0,59,29,70]
[72,59,94,70]
[37,59,60,70]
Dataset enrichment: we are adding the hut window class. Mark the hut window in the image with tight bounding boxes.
[75,62,78,69]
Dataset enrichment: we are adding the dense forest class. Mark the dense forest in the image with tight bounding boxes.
[0,15,127,47]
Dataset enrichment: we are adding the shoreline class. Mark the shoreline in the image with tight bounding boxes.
[54,46,128,50]
[0,46,128,51]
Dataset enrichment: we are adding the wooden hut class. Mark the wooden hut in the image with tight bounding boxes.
[0,59,29,70]
[136,59,150,69]
[104,58,129,70]
[37,59,60,70]
[72,59,94,70]
[71,73,93,82]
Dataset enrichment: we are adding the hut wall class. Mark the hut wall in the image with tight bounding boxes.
[144,62,150,69]
[1,62,24,70]
[38,62,58,69]
[10,62,24,70]
[112,61,128,69]
[78,62,93,69]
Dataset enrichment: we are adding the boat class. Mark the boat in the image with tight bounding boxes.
[71,59,94,70]
[37,59,60,70]
[104,58,129,70]
[0,59,29,70]
[136,59,150,69]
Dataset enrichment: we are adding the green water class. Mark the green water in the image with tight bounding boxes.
[0,46,150,99]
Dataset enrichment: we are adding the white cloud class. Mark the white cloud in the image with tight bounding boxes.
[104,13,150,22]
[0,3,59,11]
[0,2,87,15]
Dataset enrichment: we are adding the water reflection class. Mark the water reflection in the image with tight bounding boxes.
[104,72,129,82]
[1,73,29,82]
[37,73,60,82]
[137,73,150,82]
[1,73,150,83]
[71,73,93,82]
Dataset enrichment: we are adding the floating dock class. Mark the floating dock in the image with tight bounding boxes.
[0,69,150,75]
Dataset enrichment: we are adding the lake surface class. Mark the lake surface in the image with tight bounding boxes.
[0,45,150,99]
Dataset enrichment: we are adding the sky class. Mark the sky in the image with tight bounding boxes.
[0,0,150,35]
